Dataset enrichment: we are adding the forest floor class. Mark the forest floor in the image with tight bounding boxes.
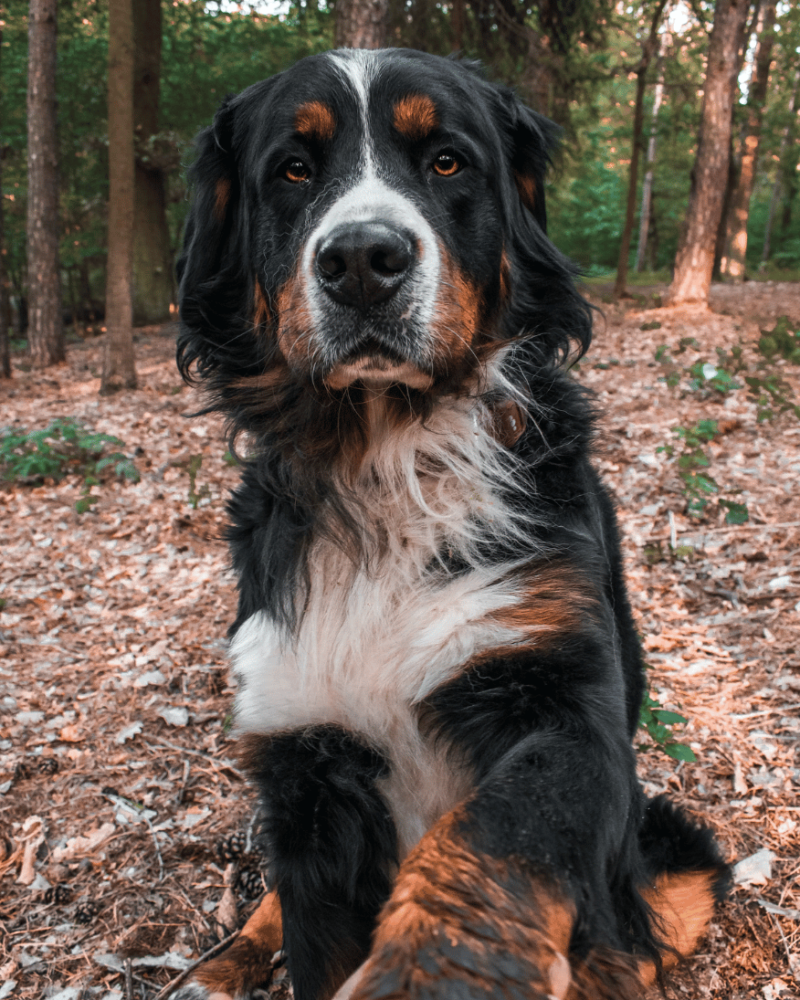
[1,280,799,1000]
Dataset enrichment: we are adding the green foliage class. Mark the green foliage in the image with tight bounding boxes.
[659,420,748,524]
[185,453,210,509]
[758,315,800,364]
[0,418,138,513]
[639,689,696,762]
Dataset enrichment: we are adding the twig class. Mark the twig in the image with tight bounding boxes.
[125,957,133,1000]
[649,519,800,540]
[102,791,165,883]
[144,737,246,781]
[176,759,191,806]
[154,929,240,999]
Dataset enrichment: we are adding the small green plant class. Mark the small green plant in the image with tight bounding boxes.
[659,420,748,523]
[758,315,800,364]
[640,320,662,331]
[639,690,696,762]
[0,418,139,512]
[685,360,740,395]
[186,453,211,509]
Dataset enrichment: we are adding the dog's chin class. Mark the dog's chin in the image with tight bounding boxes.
[324,355,433,392]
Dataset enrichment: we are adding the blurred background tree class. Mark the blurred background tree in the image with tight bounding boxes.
[2,0,799,372]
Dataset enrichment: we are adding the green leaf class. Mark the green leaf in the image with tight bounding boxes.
[662,742,697,762]
[652,710,687,725]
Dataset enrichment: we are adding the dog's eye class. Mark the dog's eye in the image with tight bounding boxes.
[283,160,311,183]
[432,152,461,177]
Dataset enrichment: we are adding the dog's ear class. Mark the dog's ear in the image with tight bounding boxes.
[177,96,244,381]
[505,96,560,233]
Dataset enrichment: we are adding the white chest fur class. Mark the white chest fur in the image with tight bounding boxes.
[230,388,533,855]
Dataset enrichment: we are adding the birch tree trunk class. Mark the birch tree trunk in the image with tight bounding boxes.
[614,0,667,299]
[27,0,64,368]
[101,0,137,394]
[635,33,667,273]
[719,0,777,281]
[667,0,751,306]
[133,0,172,324]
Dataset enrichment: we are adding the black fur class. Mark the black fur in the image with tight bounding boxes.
[175,48,727,1000]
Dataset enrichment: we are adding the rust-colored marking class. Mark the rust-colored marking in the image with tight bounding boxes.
[485,563,598,652]
[393,95,438,142]
[350,808,576,1000]
[637,869,719,986]
[565,948,641,1000]
[295,101,336,142]
[514,170,536,214]
[214,177,231,222]
[499,248,511,302]
[431,242,483,373]
[191,889,283,997]
[276,263,314,370]
[253,281,271,330]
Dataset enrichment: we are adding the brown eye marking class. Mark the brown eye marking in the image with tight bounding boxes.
[393,95,438,142]
[214,177,231,222]
[432,152,460,177]
[284,160,311,183]
[514,170,536,213]
[294,101,336,142]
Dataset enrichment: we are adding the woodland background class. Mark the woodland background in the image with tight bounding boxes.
[1,1,800,999]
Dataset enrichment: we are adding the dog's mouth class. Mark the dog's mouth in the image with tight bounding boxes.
[324,353,433,392]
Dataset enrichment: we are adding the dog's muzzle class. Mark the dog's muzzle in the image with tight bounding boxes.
[316,222,416,310]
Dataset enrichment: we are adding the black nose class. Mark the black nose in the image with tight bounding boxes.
[316,222,415,309]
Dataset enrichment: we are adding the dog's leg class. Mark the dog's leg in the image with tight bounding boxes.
[172,889,282,1000]
[240,727,398,1000]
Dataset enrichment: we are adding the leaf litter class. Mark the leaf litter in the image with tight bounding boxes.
[0,288,798,998]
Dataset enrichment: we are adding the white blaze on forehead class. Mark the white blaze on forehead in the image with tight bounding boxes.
[300,50,441,335]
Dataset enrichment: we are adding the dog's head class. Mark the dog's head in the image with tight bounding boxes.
[177,49,590,421]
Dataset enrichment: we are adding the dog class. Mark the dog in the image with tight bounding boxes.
[173,48,727,1000]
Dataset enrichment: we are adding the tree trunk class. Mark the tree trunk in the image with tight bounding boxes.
[334,0,389,48]
[26,0,64,369]
[133,0,171,325]
[635,32,667,273]
[761,68,800,266]
[667,0,751,306]
[452,0,465,52]
[719,0,777,281]
[614,0,667,299]
[0,29,9,379]
[102,0,137,395]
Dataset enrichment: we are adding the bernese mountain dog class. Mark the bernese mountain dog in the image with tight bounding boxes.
[173,48,727,1000]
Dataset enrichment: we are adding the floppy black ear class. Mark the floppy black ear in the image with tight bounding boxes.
[506,98,561,233]
[177,97,245,382]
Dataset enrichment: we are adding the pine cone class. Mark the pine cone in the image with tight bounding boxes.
[44,884,72,905]
[237,868,264,900]
[75,899,100,924]
[215,830,246,862]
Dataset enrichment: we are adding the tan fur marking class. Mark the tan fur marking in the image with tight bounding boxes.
[254,282,271,330]
[276,266,314,367]
[350,808,576,1000]
[514,170,536,213]
[295,101,336,142]
[637,870,719,986]
[393,95,438,141]
[486,564,598,651]
[431,243,483,370]
[214,177,231,222]
[192,889,283,997]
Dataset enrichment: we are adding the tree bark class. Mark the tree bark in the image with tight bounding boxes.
[761,69,800,266]
[26,0,64,369]
[667,0,751,306]
[133,0,171,325]
[102,0,137,395]
[452,0,465,52]
[0,28,10,379]
[719,0,777,281]
[614,0,667,299]
[334,0,389,48]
